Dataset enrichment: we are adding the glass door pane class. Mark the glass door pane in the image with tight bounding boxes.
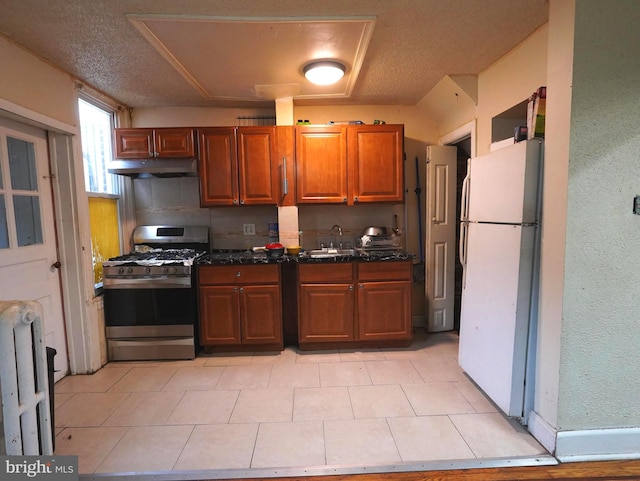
[8,136,38,190]
[7,136,43,247]
[13,195,43,246]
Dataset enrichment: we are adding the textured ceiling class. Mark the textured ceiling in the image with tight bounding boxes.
[0,0,549,109]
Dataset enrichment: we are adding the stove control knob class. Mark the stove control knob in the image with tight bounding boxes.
[118,267,125,275]
[162,267,169,274]
[168,267,177,274]
[126,267,134,274]
[144,267,151,275]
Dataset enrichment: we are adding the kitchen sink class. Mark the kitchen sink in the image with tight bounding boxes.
[303,248,360,258]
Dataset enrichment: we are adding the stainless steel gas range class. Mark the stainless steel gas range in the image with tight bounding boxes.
[102,225,209,361]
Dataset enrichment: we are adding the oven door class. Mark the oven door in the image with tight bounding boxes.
[104,286,197,360]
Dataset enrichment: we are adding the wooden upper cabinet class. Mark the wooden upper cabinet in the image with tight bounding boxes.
[295,125,348,204]
[348,124,404,203]
[276,126,296,206]
[154,128,196,158]
[199,126,278,207]
[237,126,278,205]
[295,124,404,205]
[198,127,238,206]
[114,128,195,159]
[114,129,153,158]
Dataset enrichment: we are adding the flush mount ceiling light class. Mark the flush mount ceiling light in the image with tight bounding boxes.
[303,61,346,85]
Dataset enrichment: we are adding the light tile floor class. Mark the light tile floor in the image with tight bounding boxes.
[52,330,549,475]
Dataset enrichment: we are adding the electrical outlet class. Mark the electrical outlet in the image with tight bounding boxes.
[243,224,256,235]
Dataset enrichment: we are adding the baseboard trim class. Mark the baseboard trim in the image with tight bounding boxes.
[555,427,640,462]
[527,411,557,454]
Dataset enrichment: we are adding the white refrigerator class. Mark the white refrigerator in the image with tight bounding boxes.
[458,139,543,420]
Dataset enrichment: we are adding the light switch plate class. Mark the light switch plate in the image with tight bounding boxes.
[634,196,640,215]
[243,224,256,235]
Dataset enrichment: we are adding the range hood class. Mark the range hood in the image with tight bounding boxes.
[108,158,198,178]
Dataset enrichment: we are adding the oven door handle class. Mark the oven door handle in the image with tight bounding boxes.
[104,277,192,289]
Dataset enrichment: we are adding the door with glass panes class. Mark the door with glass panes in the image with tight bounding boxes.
[0,117,68,380]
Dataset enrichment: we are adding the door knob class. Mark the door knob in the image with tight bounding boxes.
[51,261,61,270]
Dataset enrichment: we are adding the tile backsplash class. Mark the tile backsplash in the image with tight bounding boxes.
[134,177,406,251]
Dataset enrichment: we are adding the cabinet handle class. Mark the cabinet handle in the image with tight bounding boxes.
[354,196,359,203]
[240,200,245,205]
[236,271,241,277]
[359,283,363,289]
[342,197,347,203]
[233,200,239,205]
[282,156,289,195]
[239,287,244,292]
[349,285,354,291]
[234,287,239,292]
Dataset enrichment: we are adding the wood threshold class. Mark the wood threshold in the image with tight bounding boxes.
[209,460,640,481]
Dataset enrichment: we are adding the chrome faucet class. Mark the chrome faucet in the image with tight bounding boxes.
[329,224,343,249]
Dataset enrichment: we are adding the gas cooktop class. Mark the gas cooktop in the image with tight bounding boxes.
[103,248,206,267]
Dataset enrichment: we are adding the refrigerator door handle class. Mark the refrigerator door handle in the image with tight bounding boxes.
[459,221,468,269]
[460,169,471,222]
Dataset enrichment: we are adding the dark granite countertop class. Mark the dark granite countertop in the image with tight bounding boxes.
[198,249,414,265]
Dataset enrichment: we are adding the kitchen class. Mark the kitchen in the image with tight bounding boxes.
[1,0,640,476]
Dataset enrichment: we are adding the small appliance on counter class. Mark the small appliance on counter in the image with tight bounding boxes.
[358,226,401,251]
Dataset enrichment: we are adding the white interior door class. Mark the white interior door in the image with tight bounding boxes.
[0,118,68,381]
[425,145,457,331]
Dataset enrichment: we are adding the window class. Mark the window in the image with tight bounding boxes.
[78,98,121,289]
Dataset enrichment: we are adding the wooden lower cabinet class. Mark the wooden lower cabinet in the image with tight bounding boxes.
[298,283,355,342]
[198,265,283,348]
[298,261,412,346]
[357,261,412,341]
[358,281,411,341]
[298,263,354,343]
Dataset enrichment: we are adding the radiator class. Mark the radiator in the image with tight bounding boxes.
[0,300,53,455]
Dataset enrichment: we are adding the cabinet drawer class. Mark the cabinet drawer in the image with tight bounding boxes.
[298,263,353,282]
[357,261,412,281]
[199,264,280,285]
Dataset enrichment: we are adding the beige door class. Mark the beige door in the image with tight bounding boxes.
[425,145,457,331]
[0,117,68,381]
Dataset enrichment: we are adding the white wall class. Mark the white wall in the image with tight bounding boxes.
[477,26,548,155]
[0,35,107,374]
[131,106,276,128]
[534,0,575,432]
[557,0,640,431]
[0,35,77,127]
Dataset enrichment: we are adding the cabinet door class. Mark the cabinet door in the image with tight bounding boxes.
[348,124,404,203]
[357,280,412,341]
[240,285,282,344]
[296,126,348,204]
[276,126,295,206]
[299,283,355,342]
[114,128,154,158]
[237,127,278,205]
[154,128,196,158]
[199,127,238,206]
[199,286,241,345]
